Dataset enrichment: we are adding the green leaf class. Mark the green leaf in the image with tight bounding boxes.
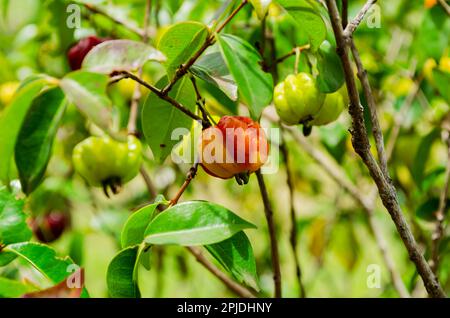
[0,252,17,266]
[416,198,450,222]
[277,0,326,51]
[217,34,273,119]
[68,231,84,266]
[60,71,112,132]
[157,21,209,78]
[432,69,450,103]
[5,242,74,284]
[0,188,32,247]
[164,0,184,16]
[47,0,74,52]
[249,0,272,20]
[15,87,66,195]
[82,40,166,74]
[0,75,53,183]
[121,201,164,248]
[0,277,36,298]
[412,129,440,185]
[107,245,141,298]
[141,76,196,163]
[144,201,256,246]
[191,51,238,101]
[316,40,345,93]
[413,6,450,65]
[205,231,259,291]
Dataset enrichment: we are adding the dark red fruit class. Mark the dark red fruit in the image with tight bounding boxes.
[67,36,107,70]
[31,211,70,243]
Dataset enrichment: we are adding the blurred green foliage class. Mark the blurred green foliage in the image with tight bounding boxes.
[0,0,449,298]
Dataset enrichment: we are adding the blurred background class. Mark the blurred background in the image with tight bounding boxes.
[0,0,449,297]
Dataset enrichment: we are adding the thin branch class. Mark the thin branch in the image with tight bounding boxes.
[349,40,389,180]
[190,76,214,127]
[169,162,199,207]
[341,0,348,28]
[113,70,207,125]
[280,129,306,298]
[437,0,450,16]
[255,170,282,298]
[431,130,450,273]
[186,246,256,298]
[266,45,310,70]
[325,0,445,298]
[80,2,145,37]
[140,166,157,199]
[283,125,409,297]
[343,0,377,37]
[161,0,248,95]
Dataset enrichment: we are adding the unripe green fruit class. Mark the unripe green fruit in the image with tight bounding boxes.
[309,85,347,126]
[274,73,325,126]
[73,135,142,196]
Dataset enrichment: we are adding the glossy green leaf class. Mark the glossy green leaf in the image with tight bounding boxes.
[0,188,32,247]
[217,34,273,119]
[5,242,74,284]
[141,76,196,163]
[157,21,209,78]
[277,0,326,51]
[0,277,36,298]
[107,245,141,298]
[82,40,166,74]
[144,201,256,246]
[121,198,168,248]
[316,41,345,93]
[60,71,112,132]
[0,75,53,183]
[191,51,238,101]
[15,87,66,195]
[432,69,450,103]
[206,231,259,291]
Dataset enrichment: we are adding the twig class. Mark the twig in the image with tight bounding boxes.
[140,166,157,199]
[79,1,145,37]
[437,0,450,16]
[349,40,389,180]
[341,0,348,28]
[255,170,282,298]
[325,0,445,297]
[161,0,248,95]
[343,0,377,37]
[169,163,199,207]
[431,130,450,273]
[186,246,256,298]
[190,76,214,127]
[284,125,410,297]
[113,71,207,125]
[280,130,306,298]
[267,45,310,70]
